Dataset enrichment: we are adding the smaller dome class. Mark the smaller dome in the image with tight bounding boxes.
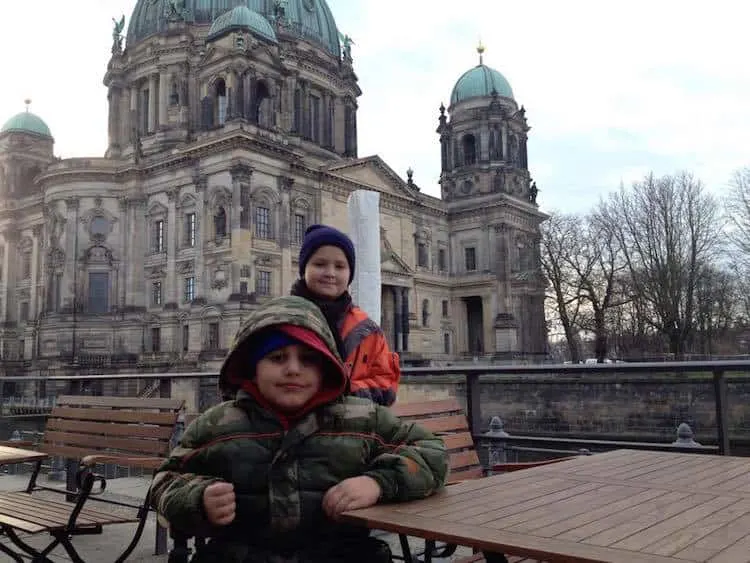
[207,6,277,44]
[1,102,52,139]
[450,64,514,105]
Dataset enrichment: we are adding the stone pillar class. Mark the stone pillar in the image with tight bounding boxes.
[501,125,508,162]
[63,198,79,309]
[30,225,41,318]
[279,176,295,293]
[347,190,381,324]
[393,288,402,353]
[148,74,158,133]
[129,86,138,135]
[401,287,409,352]
[108,87,122,150]
[158,67,169,130]
[166,189,177,303]
[118,197,128,308]
[126,198,146,305]
[1,231,15,321]
[194,176,207,297]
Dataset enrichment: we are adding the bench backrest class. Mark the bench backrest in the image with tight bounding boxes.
[41,395,185,469]
[392,398,483,484]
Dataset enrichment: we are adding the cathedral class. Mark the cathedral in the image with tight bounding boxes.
[0,0,547,376]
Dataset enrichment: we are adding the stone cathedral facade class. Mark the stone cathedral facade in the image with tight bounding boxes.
[0,1,546,376]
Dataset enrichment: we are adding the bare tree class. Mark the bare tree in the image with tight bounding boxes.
[540,213,585,362]
[725,167,750,261]
[567,211,631,362]
[602,172,721,358]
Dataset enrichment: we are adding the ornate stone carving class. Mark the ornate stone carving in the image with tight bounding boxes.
[278,176,295,193]
[230,163,253,183]
[65,197,80,211]
[178,260,194,273]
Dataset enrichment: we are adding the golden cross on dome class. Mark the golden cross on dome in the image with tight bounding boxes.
[477,40,485,65]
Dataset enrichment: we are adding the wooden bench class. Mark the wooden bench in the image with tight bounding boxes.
[391,398,569,563]
[0,395,184,563]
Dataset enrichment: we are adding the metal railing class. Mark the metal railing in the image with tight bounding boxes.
[0,360,748,461]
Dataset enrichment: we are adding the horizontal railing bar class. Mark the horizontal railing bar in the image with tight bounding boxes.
[475,433,721,454]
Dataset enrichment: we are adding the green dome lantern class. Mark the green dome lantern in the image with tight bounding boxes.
[127,0,340,57]
[450,44,514,105]
[207,6,277,43]
[0,100,52,139]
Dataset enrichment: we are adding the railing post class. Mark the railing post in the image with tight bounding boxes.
[713,370,730,455]
[465,373,482,436]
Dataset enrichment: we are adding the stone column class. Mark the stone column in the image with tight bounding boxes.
[108,87,122,150]
[126,198,146,305]
[148,74,158,133]
[63,198,79,310]
[501,125,508,162]
[279,176,295,293]
[347,190,381,324]
[118,197,128,308]
[158,67,169,130]
[393,288,402,353]
[166,189,177,303]
[129,86,138,135]
[1,231,15,321]
[194,175,207,297]
[30,225,41,318]
[401,287,409,352]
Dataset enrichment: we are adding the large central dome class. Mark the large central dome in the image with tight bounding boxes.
[127,0,340,57]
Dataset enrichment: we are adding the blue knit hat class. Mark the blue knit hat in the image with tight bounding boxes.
[298,224,355,284]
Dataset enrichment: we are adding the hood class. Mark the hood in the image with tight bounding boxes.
[219,296,347,399]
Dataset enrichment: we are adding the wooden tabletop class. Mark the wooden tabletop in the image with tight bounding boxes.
[342,450,750,562]
[0,445,47,465]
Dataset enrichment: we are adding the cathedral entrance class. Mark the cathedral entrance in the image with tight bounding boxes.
[463,296,484,355]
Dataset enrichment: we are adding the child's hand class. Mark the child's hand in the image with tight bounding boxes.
[322,476,382,519]
[203,482,236,526]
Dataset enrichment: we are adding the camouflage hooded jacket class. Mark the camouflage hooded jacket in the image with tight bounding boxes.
[150,296,448,562]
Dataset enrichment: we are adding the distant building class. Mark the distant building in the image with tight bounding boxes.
[0,1,546,376]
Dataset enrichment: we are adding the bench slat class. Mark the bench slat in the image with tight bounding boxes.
[440,432,474,450]
[0,492,136,533]
[50,407,177,426]
[45,418,174,440]
[40,444,166,468]
[43,430,169,456]
[56,395,183,410]
[410,415,469,433]
[392,398,463,418]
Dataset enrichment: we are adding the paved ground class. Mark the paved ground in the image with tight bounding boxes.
[0,471,475,562]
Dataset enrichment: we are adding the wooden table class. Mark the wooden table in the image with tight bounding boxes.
[343,450,750,562]
[0,445,46,466]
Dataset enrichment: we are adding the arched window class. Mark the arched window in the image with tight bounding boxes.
[422,299,430,327]
[462,134,476,165]
[214,206,227,239]
[215,79,227,125]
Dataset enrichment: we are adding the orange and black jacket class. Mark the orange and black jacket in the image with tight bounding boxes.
[339,306,400,406]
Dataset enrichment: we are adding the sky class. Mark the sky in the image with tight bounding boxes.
[1,1,749,215]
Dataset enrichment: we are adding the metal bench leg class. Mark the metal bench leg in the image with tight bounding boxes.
[0,539,25,563]
[2,527,58,563]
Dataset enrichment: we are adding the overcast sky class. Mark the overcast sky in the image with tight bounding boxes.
[1,1,748,214]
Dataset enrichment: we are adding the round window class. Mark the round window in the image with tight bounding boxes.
[91,216,109,236]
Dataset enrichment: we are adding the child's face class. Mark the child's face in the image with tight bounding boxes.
[255,343,323,413]
[304,245,350,299]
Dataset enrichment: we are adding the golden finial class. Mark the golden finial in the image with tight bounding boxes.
[477,40,485,65]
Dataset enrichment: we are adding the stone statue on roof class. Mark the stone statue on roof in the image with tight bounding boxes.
[338,32,354,62]
[111,15,125,53]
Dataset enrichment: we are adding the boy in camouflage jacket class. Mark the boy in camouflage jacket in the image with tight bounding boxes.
[150,296,448,563]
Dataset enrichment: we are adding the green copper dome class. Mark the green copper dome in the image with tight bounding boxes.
[1,108,52,138]
[127,0,340,57]
[207,6,276,43]
[450,64,514,105]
